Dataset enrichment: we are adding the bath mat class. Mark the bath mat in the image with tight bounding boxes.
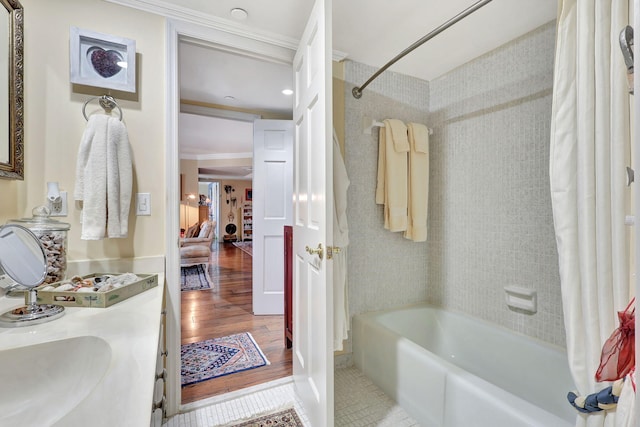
[181,332,269,386]
[180,264,212,291]
[232,241,253,257]
[220,407,303,427]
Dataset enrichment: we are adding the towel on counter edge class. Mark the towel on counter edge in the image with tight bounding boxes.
[404,122,429,242]
[375,119,408,232]
[74,115,132,240]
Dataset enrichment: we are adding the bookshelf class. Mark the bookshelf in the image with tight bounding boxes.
[241,203,252,241]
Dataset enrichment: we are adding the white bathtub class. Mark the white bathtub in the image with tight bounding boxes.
[352,304,576,427]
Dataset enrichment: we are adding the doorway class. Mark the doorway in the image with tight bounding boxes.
[180,241,292,404]
[176,37,294,406]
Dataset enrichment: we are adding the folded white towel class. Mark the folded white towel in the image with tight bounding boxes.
[74,115,132,240]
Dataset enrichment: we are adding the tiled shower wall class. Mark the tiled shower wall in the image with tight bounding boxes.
[344,62,430,325]
[427,21,564,347]
[343,20,565,348]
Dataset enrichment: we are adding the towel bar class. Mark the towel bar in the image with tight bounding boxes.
[362,116,433,135]
[82,95,123,121]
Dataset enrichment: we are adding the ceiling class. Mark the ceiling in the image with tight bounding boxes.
[113,0,557,178]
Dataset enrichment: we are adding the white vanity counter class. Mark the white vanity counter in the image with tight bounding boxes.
[0,273,165,427]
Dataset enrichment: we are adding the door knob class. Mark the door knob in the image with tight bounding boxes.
[327,246,341,260]
[305,243,324,260]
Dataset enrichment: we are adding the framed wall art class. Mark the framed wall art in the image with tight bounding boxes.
[69,27,136,93]
[245,188,252,202]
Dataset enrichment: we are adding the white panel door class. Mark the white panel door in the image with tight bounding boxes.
[252,119,293,315]
[292,0,333,425]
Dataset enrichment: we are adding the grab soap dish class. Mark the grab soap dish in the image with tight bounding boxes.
[504,285,537,314]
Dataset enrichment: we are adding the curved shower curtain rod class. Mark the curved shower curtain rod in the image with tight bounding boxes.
[352,0,495,99]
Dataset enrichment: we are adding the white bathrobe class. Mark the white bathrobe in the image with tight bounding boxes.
[333,130,350,351]
[74,115,132,240]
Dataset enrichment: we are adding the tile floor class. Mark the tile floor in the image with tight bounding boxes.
[163,377,308,426]
[164,367,418,427]
[334,367,419,426]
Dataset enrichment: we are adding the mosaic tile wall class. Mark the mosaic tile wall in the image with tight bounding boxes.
[344,61,430,325]
[343,21,565,348]
[427,21,564,347]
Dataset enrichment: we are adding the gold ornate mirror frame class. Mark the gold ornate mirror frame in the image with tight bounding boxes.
[0,0,23,180]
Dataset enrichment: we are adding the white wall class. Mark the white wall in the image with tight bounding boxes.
[0,0,166,262]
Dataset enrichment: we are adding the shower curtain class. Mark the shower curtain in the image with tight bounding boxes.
[549,1,633,426]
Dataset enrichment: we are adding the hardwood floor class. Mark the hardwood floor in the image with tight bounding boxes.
[181,241,292,404]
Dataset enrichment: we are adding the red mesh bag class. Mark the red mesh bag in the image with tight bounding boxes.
[595,298,635,382]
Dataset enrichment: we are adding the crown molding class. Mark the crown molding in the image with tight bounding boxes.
[180,152,253,161]
[104,0,348,62]
[180,103,260,123]
[198,174,252,182]
[105,0,297,49]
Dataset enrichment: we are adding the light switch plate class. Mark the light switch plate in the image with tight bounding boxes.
[136,193,151,216]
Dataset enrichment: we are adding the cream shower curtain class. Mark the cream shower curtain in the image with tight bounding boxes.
[550,1,633,426]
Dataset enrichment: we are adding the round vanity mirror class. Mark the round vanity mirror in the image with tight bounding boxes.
[0,224,47,287]
[0,224,64,327]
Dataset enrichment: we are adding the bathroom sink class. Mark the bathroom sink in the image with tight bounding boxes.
[0,336,112,426]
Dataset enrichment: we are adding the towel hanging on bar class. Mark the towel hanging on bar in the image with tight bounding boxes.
[363,117,433,136]
[74,114,132,240]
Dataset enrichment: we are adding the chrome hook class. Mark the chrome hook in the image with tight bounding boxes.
[619,26,634,94]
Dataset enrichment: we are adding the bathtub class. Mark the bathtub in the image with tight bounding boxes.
[352,304,576,427]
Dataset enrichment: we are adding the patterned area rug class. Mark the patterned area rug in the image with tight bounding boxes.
[222,407,304,427]
[181,332,269,386]
[180,264,212,291]
[232,241,253,256]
